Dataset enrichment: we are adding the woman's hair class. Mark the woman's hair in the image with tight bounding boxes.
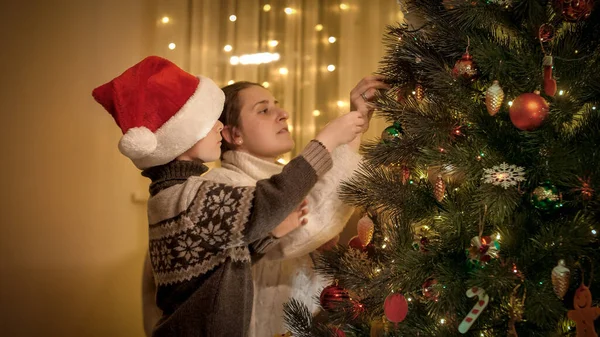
[219,81,263,154]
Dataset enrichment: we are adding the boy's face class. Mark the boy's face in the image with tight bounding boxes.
[177,120,223,163]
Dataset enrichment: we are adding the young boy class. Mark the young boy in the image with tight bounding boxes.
[92,56,365,337]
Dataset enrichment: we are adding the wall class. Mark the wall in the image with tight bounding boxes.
[0,1,155,336]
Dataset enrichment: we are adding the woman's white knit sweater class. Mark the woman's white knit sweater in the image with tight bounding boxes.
[207,145,360,337]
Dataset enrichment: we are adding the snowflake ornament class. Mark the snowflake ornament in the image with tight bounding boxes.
[483,162,526,189]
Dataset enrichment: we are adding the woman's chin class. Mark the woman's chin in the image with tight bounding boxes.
[274,139,295,154]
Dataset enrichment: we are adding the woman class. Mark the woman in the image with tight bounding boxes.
[143,76,389,336]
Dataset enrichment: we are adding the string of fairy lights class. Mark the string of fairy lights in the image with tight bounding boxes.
[158,2,352,126]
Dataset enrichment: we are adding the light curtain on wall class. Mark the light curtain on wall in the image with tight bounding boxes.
[152,0,403,159]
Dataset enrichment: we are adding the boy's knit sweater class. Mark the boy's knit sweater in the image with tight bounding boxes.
[142,140,332,337]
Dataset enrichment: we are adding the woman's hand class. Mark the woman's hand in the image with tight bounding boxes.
[271,199,309,238]
[350,74,390,132]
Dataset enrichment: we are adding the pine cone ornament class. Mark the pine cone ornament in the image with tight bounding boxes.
[434,175,446,202]
[485,80,505,116]
[551,260,570,299]
[415,83,424,101]
[357,215,375,245]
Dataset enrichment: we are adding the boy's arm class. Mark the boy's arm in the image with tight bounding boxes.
[242,140,332,242]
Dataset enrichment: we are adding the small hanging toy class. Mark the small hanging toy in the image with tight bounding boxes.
[542,55,557,97]
[567,258,600,337]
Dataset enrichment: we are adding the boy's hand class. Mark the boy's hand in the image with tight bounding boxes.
[271,199,309,238]
[315,111,365,151]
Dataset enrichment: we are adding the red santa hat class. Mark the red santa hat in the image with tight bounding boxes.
[92,56,224,169]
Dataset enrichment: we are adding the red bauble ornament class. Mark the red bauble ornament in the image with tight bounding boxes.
[422,278,440,301]
[396,90,404,103]
[402,166,411,185]
[320,284,350,310]
[351,300,366,319]
[332,327,346,337]
[317,234,340,252]
[348,235,366,251]
[538,24,556,43]
[452,52,478,81]
[555,0,594,22]
[509,91,549,131]
[384,293,409,323]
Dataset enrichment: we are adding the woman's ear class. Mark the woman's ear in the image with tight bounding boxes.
[221,125,234,145]
[222,125,243,146]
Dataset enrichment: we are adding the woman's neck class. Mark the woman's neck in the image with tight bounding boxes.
[235,148,277,163]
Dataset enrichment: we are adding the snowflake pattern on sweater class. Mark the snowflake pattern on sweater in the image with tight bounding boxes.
[149,182,254,286]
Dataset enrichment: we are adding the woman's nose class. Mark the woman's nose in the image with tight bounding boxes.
[277,108,289,121]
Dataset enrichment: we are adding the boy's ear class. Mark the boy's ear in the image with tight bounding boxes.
[221,125,234,145]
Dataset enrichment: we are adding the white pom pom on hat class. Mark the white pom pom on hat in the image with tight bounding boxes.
[118,127,158,159]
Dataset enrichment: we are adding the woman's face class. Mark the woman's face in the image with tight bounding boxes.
[228,85,295,160]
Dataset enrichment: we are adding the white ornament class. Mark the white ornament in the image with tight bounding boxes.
[482,162,526,189]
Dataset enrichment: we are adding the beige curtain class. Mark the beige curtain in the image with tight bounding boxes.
[151,0,403,160]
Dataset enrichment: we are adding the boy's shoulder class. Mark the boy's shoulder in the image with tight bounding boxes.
[204,166,255,186]
[148,176,254,225]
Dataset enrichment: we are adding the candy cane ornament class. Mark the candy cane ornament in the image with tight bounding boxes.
[458,287,490,334]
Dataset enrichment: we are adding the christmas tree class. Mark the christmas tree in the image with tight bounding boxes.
[283,0,600,336]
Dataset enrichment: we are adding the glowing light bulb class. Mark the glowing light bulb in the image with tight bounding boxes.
[508,101,513,106]
[592,229,597,235]
[229,15,237,22]
[227,80,235,85]
[496,233,501,240]
[262,81,270,88]
[161,16,170,23]
[278,67,289,75]
[263,4,271,12]
[328,36,336,43]
[312,110,321,116]
[315,24,323,31]
[559,90,564,95]
[284,7,295,14]
[327,64,336,72]
[268,40,279,47]
[340,3,349,10]
[336,100,347,107]
[440,318,446,324]
[168,43,176,50]
[223,45,232,52]
[230,56,240,65]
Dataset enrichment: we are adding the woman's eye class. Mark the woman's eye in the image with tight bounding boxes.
[259,108,268,114]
